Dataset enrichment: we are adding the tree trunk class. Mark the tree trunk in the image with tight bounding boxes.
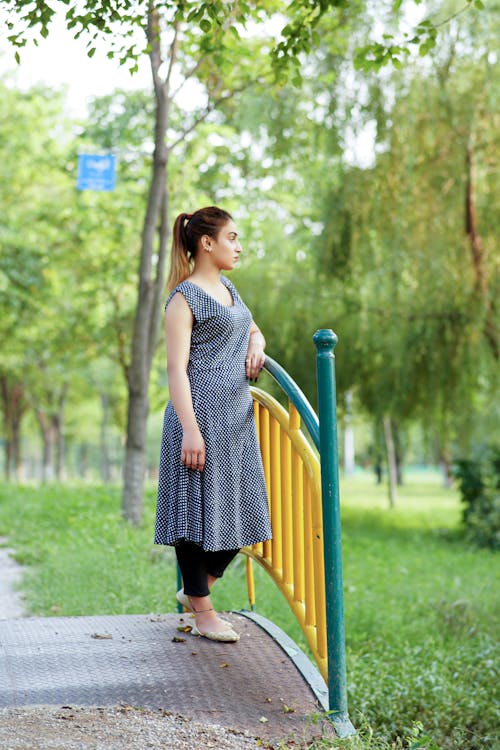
[3,437,12,481]
[123,391,150,523]
[0,377,26,481]
[36,410,55,482]
[1,376,12,480]
[11,403,24,482]
[465,143,498,359]
[78,443,89,479]
[373,418,383,485]
[52,414,63,481]
[393,422,404,486]
[100,393,112,483]
[53,383,68,481]
[121,10,175,524]
[383,415,397,508]
[438,441,453,488]
[343,390,355,475]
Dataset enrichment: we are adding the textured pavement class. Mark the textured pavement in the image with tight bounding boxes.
[0,612,328,742]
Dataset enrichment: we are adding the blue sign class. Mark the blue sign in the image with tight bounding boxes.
[77,154,117,192]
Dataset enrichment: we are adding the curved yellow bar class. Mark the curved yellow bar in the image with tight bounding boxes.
[243,387,327,681]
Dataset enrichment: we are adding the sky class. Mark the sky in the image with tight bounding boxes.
[0,11,152,117]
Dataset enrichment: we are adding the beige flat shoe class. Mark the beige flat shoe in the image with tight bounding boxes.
[190,623,240,643]
[176,590,231,627]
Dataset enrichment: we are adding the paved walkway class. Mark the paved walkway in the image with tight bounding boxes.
[0,612,330,744]
[0,541,332,745]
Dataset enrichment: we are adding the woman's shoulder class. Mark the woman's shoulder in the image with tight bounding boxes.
[170,277,192,293]
[165,279,197,310]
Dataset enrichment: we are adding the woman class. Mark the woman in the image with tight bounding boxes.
[155,206,272,643]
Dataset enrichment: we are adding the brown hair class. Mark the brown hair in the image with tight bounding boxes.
[166,206,233,291]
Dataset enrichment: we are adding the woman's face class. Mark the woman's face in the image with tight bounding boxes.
[205,220,242,270]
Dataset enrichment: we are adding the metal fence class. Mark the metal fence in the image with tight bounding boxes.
[244,330,355,737]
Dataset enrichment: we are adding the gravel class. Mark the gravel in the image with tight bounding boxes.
[0,705,269,750]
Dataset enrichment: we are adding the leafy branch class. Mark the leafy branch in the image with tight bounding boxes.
[354,2,482,71]
[2,0,486,79]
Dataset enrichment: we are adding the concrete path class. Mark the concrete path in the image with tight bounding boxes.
[0,538,24,620]
[0,612,331,744]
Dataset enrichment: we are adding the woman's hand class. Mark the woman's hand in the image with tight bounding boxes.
[181,427,206,472]
[246,329,266,382]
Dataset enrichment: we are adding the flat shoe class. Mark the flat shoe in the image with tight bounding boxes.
[176,590,231,627]
[191,624,240,643]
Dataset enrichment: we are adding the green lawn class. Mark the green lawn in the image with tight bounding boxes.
[0,474,498,750]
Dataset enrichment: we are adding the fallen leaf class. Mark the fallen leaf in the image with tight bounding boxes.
[191,651,198,655]
[265,697,272,703]
[172,636,186,643]
[177,625,193,633]
[91,633,113,639]
[259,716,269,723]
[219,662,230,668]
[283,704,295,714]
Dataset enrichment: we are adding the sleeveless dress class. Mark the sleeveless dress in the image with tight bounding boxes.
[154,275,272,551]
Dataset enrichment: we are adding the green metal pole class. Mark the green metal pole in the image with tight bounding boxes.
[313,329,355,738]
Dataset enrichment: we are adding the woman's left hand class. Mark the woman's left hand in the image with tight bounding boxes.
[246,337,265,382]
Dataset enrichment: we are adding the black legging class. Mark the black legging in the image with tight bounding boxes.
[175,539,240,597]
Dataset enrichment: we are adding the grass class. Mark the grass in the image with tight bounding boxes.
[0,473,498,750]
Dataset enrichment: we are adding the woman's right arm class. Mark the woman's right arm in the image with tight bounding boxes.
[165,293,206,472]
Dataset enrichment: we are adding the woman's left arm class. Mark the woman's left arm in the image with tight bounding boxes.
[246,322,266,381]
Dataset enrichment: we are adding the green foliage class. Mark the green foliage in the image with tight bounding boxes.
[300,719,445,749]
[0,1,498,483]
[454,447,500,549]
[0,483,176,614]
[0,82,144,470]
[0,476,498,749]
[1,0,487,81]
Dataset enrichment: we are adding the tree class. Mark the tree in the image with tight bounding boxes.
[4,0,282,521]
[117,8,275,523]
[0,83,77,480]
[1,0,488,513]
[210,0,498,503]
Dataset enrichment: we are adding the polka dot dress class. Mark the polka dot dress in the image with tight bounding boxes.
[155,275,272,552]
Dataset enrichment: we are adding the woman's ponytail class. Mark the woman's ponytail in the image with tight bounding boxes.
[166,206,233,292]
[166,213,192,292]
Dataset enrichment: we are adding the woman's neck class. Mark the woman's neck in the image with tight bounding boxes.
[190,260,221,287]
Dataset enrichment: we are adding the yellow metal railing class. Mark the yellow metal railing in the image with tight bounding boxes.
[242,387,328,681]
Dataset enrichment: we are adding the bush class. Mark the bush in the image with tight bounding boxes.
[454,447,500,550]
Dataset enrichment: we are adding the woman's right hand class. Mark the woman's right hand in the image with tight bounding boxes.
[181,427,206,472]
